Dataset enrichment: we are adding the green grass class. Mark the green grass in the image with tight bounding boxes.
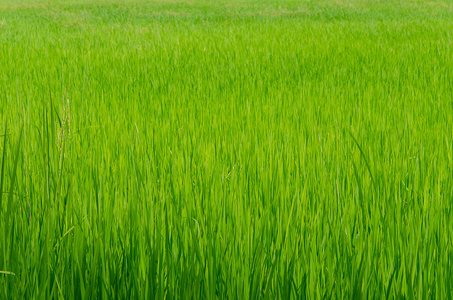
[1,0,453,298]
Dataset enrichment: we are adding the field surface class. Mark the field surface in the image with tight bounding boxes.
[1,0,453,298]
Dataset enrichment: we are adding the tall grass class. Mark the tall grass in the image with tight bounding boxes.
[1,0,453,298]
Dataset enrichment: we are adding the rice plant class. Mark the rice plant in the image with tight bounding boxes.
[1,0,453,298]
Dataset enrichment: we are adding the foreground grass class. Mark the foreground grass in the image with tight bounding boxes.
[1,0,453,298]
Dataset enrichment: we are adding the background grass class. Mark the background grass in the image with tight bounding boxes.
[1,0,453,298]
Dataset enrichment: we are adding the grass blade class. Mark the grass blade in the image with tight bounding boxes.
[0,270,16,276]
[348,129,375,189]
[0,121,7,210]
[6,125,23,221]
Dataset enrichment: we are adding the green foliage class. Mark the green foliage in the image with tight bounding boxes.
[1,0,453,298]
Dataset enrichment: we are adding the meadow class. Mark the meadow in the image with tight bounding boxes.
[1,0,453,298]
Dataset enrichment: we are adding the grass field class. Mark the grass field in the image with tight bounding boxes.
[1,0,453,298]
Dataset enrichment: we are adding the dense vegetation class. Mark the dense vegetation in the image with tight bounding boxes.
[1,0,453,298]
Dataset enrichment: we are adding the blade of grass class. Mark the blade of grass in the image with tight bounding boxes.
[348,129,375,189]
[0,270,16,276]
[386,260,399,300]
[0,121,7,210]
[6,125,23,222]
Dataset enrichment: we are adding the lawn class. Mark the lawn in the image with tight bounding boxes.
[1,0,453,298]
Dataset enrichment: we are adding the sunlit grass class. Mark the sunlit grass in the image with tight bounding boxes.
[1,0,453,298]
